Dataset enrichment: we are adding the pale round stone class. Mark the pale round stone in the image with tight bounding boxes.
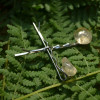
[74,28,92,44]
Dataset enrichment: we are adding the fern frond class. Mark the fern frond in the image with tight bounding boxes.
[0,58,5,67]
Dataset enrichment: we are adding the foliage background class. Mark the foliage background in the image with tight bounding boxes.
[0,0,100,100]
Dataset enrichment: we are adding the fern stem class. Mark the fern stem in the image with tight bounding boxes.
[75,48,89,73]
[76,84,97,100]
[37,93,45,100]
[83,57,89,73]
[15,70,100,100]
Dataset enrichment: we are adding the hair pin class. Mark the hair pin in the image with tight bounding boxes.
[15,22,92,81]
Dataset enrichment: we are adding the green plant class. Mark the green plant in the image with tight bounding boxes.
[0,0,100,100]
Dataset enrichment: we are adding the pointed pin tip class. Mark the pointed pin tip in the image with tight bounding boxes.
[33,22,35,25]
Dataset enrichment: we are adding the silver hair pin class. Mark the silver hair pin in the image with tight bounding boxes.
[15,23,92,81]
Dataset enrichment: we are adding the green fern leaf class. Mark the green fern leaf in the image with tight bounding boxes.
[96,73,100,82]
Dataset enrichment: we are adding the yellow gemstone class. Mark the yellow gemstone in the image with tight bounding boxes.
[62,57,77,76]
[74,28,92,44]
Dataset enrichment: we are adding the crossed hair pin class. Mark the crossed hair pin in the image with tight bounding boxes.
[15,22,92,81]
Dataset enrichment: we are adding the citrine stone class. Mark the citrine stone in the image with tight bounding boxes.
[62,57,77,76]
[74,28,92,44]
